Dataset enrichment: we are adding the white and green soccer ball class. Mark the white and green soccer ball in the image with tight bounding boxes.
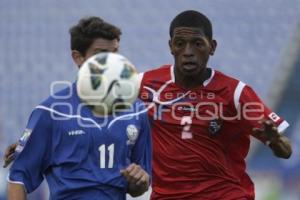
[77,52,139,114]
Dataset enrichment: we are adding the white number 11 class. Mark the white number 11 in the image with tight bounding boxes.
[98,144,115,168]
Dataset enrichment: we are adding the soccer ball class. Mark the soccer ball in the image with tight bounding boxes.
[76,52,140,114]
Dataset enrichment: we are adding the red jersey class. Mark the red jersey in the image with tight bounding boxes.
[139,65,289,200]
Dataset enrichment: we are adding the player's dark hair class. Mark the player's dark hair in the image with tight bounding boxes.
[169,10,213,40]
[69,17,121,56]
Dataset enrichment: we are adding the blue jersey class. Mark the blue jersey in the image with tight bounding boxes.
[8,83,152,200]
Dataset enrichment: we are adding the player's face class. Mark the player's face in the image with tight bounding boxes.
[73,38,119,67]
[84,38,119,60]
[169,27,216,78]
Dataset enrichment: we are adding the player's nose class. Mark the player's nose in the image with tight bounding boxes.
[183,43,194,57]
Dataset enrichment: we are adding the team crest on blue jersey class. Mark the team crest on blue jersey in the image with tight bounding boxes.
[16,129,32,153]
[20,129,32,142]
[126,124,139,145]
[208,118,222,136]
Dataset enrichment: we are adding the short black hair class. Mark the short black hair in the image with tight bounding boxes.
[169,10,213,40]
[69,17,122,56]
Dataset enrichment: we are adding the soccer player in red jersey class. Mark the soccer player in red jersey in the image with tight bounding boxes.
[4,11,292,200]
[139,10,292,200]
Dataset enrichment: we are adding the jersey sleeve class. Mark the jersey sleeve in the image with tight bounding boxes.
[7,107,53,193]
[130,110,152,178]
[238,85,289,143]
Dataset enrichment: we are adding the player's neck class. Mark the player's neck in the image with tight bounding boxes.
[175,68,211,90]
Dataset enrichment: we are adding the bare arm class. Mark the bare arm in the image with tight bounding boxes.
[7,183,27,200]
[120,163,150,197]
[253,120,292,159]
[3,142,18,168]
[268,133,292,159]
[3,142,19,168]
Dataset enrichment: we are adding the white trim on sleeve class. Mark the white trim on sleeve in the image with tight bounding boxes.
[266,120,289,146]
[7,178,25,186]
[234,81,246,110]
[277,120,289,133]
[7,173,28,193]
[7,173,25,185]
[6,173,24,186]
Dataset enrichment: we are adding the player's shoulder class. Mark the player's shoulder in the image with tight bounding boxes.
[210,69,243,91]
[214,69,240,84]
[39,83,75,107]
[33,82,77,118]
[213,69,258,94]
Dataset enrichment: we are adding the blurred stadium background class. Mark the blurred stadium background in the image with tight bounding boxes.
[0,0,300,199]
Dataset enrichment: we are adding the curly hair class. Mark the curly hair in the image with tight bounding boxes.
[69,17,122,56]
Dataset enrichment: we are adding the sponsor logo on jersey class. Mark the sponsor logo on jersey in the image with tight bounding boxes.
[126,124,139,145]
[177,106,197,112]
[268,112,280,122]
[68,130,86,136]
[208,118,222,136]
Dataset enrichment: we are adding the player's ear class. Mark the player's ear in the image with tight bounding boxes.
[209,39,217,56]
[169,39,174,55]
[72,50,85,68]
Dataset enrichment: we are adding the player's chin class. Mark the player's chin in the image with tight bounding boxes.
[180,66,201,77]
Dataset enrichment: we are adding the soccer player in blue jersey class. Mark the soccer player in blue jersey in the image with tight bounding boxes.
[6,17,151,200]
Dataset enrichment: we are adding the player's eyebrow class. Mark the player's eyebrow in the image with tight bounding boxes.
[94,48,109,53]
[173,36,207,44]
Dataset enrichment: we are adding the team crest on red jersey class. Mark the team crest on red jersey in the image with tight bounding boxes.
[208,118,223,136]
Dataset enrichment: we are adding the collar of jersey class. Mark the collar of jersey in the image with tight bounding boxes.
[170,65,215,87]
